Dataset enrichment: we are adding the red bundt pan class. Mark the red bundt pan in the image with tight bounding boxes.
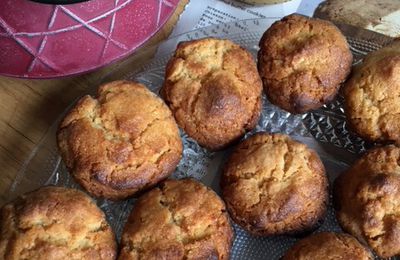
[0,0,179,78]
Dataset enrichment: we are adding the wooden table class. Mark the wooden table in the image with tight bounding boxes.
[0,0,189,204]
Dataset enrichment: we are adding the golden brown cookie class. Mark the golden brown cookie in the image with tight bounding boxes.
[258,14,353,114]
[0,186,116,260]
[57,81,182,200]
[119,179,233,260]
[220,133,328,236]
[334,145,400,258]
[282,232,373,260]
[344,41,400,144]
[161,38,262,150]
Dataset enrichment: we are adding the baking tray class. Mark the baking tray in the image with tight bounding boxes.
[7,18,396,259]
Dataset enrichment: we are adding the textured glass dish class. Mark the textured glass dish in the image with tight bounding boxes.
[9,18,395,259]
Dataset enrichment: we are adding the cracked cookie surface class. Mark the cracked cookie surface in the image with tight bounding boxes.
[221,133,328,236]
[161,38,262,151]
[258,14,352,114]
[119,178,233,260]
[282,232,372,260]
[344,41,400,144]
[334,145,400,258]
[57,81,183,200]
[0,186,116,260]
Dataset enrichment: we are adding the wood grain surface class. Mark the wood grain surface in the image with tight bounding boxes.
[0,0,189,204]
[314,0,400,37]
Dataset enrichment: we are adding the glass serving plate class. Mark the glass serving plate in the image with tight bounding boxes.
[8,18,396,259]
